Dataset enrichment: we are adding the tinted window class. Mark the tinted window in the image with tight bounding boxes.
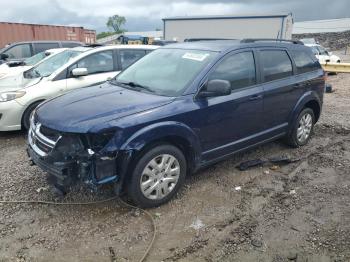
[73,51,114,75]
[34,43,59,53]
[4,44,31,59]
[292,50,320,74]
[208,51,256,90]
[261,50,293,82]
[61,42,82,48]
[120,50,146,69]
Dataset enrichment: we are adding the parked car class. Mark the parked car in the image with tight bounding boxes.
[0,48,65,79]
[28,39,325,208]
[0,41,82,64]
[305,44,341,63]
[0,45,157,131]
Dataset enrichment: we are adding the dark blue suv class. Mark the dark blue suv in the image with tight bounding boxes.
[28,39,325,207]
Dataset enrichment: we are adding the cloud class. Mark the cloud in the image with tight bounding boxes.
[0,0,349,32]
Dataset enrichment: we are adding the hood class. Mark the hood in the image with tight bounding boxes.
[0,74,42,89]
[36,82,175,133]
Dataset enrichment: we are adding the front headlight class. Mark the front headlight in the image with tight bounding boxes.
[0,91,26,102]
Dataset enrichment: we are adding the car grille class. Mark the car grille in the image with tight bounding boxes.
[28,115,61,157]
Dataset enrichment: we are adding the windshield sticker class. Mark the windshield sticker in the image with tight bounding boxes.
[182,53,210,62]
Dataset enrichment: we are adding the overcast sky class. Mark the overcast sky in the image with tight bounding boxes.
[1,0,349,32]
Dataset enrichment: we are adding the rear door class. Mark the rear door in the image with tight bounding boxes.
[65,50,118,92]
[258,48,297,135]
[195,50,264,161]
[118,49,147,70]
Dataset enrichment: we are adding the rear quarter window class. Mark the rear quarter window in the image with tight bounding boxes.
[260,50,293,82]
[291,50,321,74]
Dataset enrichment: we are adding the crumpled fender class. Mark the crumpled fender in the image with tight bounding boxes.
[103,121,202,165]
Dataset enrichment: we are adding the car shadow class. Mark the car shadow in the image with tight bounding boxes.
[0,130,26,139]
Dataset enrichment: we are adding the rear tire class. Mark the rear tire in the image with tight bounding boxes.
[22,102,42,130]
[285,108,315,147]
[127,144,187,208]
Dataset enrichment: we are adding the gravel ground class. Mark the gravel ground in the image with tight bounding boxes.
[1,68,350,261]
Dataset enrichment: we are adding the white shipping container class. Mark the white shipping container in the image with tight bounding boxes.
[163,13,293,42]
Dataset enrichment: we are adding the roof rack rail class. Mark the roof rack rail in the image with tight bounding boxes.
[184,38,235,42]
[83,43,104,47]
[241,38,304,45]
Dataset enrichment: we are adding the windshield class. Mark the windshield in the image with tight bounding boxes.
[114,48,217,96]
[23,51,48,66]
[24,49,82,79]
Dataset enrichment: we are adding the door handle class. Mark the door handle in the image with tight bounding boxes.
[294,83,303,88]
[249,94,263,101]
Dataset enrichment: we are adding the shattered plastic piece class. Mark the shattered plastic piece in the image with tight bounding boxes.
[36,187,48,193]
[190,218,205,230]
[263,170,270,175]
[289,189,296,195]
[236,156,301,171]
[270,165,279,170]
[236,159,265,171]
[269,156,301,165]
[234,186,242,191]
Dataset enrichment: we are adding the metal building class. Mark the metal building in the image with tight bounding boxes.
[163,13,293,42]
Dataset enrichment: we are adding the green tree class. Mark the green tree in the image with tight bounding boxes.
[107,15,126,34]
[96,31,115,40]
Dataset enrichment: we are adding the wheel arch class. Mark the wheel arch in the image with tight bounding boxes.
[21,99,46,128]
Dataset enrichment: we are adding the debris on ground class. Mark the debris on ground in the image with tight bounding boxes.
[190,218,205,230]
[236,156,301,171]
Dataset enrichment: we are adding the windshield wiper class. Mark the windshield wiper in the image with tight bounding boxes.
[113,80,155,93]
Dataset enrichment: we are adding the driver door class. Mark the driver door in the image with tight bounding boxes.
[195,50,264,162]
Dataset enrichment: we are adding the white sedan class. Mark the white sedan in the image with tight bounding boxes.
[0,45,158,131]
[0,48,65,79]
[306,44,341,63]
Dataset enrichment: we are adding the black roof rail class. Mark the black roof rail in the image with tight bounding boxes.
[241,38,304,45]
[82,43,104,47]
[184,38,236,42]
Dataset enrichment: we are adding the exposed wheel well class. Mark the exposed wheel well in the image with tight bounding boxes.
[304,100,321,122]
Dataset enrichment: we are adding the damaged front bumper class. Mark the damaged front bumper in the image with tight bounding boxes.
[27,115,121,191]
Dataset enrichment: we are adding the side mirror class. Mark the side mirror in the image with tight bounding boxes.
[198,79,231,98]
[71,68,88,77]
[0,53,9,60]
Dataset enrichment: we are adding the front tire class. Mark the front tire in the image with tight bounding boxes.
[127,144,187,208]
[286,108,315,147]
[22,102,42,130]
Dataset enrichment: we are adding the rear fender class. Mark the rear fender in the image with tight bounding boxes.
[288,91,322,134]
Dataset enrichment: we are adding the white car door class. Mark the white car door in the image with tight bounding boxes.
[65,50,119,92]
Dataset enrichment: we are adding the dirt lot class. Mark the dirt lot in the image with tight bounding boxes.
[1,70,350,262]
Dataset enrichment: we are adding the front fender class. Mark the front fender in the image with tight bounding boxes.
[123,121,201,156]
[102,121,202,165]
